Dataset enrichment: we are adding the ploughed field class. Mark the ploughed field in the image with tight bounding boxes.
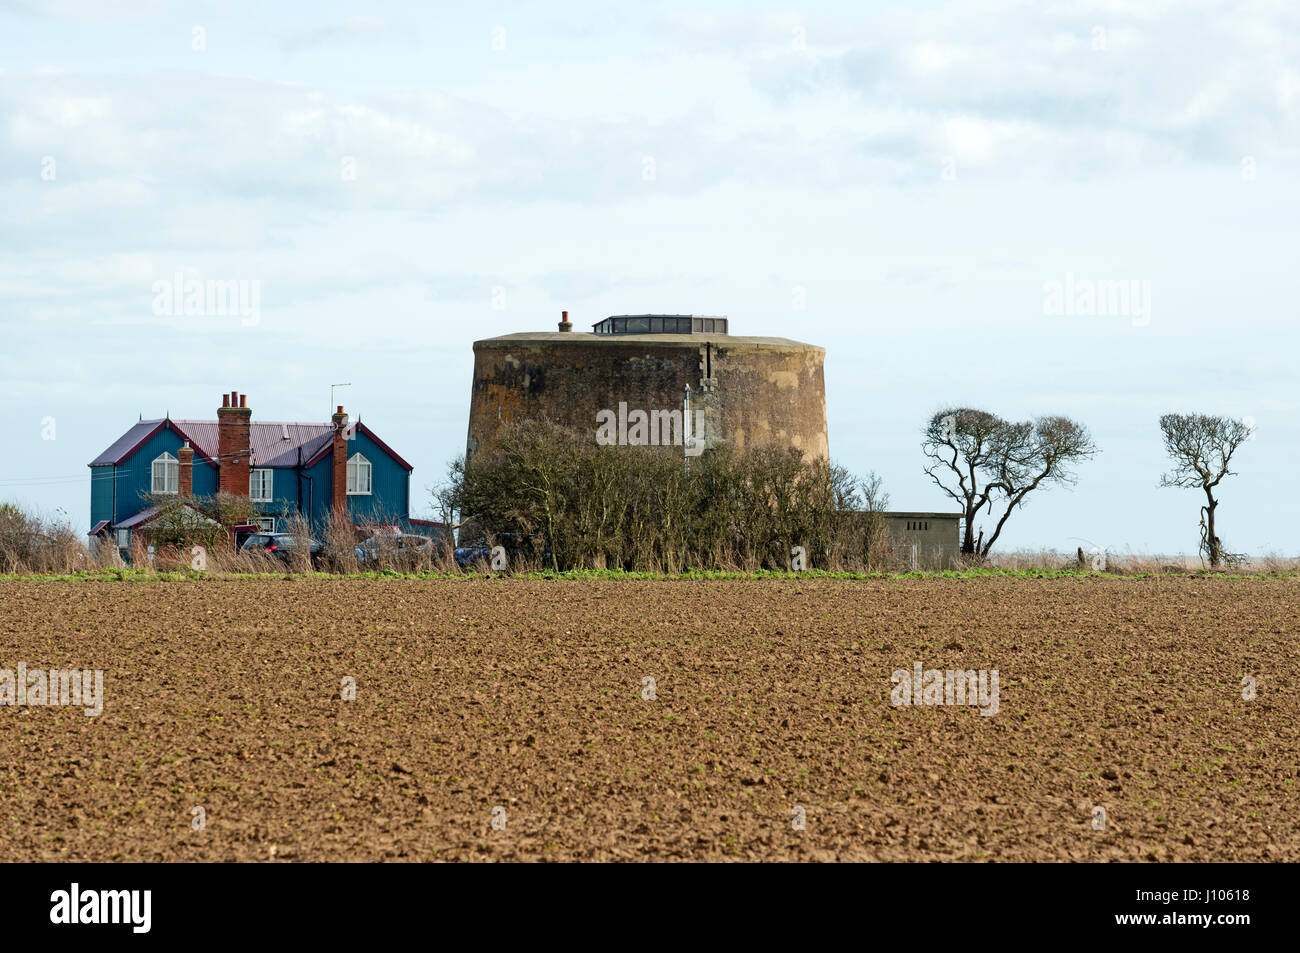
[1,576,1296,861]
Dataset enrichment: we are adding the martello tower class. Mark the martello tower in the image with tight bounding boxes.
[466,312,828,462]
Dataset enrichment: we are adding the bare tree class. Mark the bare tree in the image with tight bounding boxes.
[1157,413,1252,568]
[923,408,1097,557]
[829,467,891,570]
[982,415,1097,555]
[922,408,1003,554]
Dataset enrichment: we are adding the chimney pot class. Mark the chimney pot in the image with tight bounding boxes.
[217,390,251,497]
[177,442,194,499]
[331,406,349,516]
[558,310,573,332]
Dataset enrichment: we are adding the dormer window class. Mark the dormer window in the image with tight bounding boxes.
[151,452,178,495]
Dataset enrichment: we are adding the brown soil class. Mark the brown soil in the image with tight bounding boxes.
[1,577,1296,861]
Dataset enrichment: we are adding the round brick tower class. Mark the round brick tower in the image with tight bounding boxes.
[466,313,828,462]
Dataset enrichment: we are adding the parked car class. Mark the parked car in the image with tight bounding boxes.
[453,532,549,569]
[354,533,437,568]
[239,532,323,565]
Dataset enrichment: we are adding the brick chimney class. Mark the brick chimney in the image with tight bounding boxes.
[217,391,252,497]
[331,405,349,515]
[558,310,573,332]
[177,441,194,499]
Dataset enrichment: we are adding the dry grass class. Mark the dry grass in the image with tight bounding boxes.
[982,548,1300,575]
[0,503,106,574]
[4,499,1296,579]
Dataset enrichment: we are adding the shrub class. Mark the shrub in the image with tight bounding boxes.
[442,418,889,572]
[0,502,93,574]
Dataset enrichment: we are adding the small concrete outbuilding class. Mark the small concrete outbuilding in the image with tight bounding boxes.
[882,512,965,569]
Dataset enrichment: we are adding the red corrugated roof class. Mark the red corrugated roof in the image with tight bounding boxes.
[89,420,166,466]
[302,421,413,471]
[116,501,221,530]
[90,418,336,468]
[114,504,163,530]
[173,420,335,468]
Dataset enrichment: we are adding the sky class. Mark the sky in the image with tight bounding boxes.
[2,0,1298,558]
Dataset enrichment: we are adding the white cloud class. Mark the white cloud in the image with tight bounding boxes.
[3,0,1300,551]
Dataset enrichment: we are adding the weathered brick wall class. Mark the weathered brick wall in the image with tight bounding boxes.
[466,332,828,461]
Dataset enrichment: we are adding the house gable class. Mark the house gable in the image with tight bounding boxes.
[298,424,411,526]
[89,422,218,526]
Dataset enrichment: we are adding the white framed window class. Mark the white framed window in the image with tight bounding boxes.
[115,528,130,548]
[151,452,178,494]
[258,517,276,532]
[250,468,273,502]
[347,453,372,495]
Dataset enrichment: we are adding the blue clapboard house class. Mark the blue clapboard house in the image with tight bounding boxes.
[88,390,439,551]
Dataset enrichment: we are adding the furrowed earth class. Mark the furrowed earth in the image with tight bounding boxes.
[1,577,1296,861]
